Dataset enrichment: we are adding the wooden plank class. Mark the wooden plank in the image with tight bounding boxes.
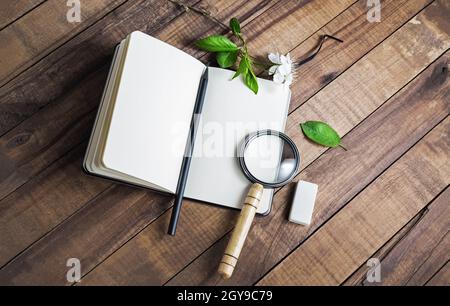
[0,0,446,284]
[407,236,449,285]
[285,0,449,173]
[364,189,449,286]
[11,0,446,286]
[0,0,128,87]
[0,0,357,143]
[0,0,195,266]
[166,51,450,285]
[0,181,173,285]
[343,188,449,286]
[285,0,433,112]
[0,0,433,173]
[0,0,429,257]
[0,0,269,136]
[0,66,108,202]
[0,0,358,284]
[342,206,429,285]
[426,262,450,286]
[0,0,264,200]
[0,0,45,30]
[0,144,110,269]
[161,0,279,58]
[0,0,352,207]
[257,118,450,285]
[0,0,279,276]
[0,0,182,135]
[0,0,273,201]
[80,4,450,285]
[242,0,356,59]
[0,0,210,202]
[165,0,355,60]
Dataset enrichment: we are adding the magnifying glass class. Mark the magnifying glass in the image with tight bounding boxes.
[218,129,300,279]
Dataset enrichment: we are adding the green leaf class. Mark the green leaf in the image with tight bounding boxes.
[230,17,241,35]
[216,51,238,68]
[195,35,239,52]
[300,121,341,148]
[232,56,249,79]
[243,56,258,94]
[245,69,259,94]
[232,55,258,94]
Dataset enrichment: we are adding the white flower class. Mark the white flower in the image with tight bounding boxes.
[268,52,293,86]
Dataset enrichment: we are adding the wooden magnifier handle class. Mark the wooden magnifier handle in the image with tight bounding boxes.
[218,183,264,279]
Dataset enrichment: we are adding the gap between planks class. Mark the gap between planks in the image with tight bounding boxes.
[0,0,48,31]
[343,186,449,286]
[0,0,446,284]
[83,2,450,284]
[1,0,364,284]
[0,0,133,88]
[257,116,450,285]
[165,50,450,286]
[0,0,288,277]
[0,0,356,258]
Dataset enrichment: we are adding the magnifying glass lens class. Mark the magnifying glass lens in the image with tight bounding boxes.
[243,134,297,185]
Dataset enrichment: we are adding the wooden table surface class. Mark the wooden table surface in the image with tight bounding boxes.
[0,0,448,286]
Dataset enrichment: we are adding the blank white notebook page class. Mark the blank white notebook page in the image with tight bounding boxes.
[185,67,291,214]
[103,31,205,193]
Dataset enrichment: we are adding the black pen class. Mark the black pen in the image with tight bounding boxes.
[168,67,209,235]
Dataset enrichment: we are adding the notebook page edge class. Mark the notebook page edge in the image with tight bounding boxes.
[102,31,206,193]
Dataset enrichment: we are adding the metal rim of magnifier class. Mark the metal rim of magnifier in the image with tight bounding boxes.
[239,129,300,188]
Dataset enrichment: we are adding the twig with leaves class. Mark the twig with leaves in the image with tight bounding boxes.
[169,0,347,150]
[196,18,260,94]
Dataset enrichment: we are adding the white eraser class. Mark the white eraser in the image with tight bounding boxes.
[289,181,318,226]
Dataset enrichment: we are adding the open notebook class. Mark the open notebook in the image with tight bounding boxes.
[84,31,291,215]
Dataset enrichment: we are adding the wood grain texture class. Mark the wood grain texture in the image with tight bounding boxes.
[0,0,448,286]
[285,0,450,169]
[342,205,430,285]
[343,188,449,286]
[0,0,352,210]
[243,0,355,58]
[0,67,107,202]
[0,0,200,267]
[0,182,173,285]
[166,51,450,285]
[0,0,273,202]
[0,0,197,136]
[0,0,354,277]
[0,0,273,136]
[0,0,210,209]
[0,0,279,283]
[0,0,45,29]
[0,1,354,239]
[82,3,450,285]
[258,117,450,285]
[362,188,449,286]
[0,0,356,142]
[285,0,433,112]
[0,0,127,87]
[0,144,110,269]
[426,262,450,286]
